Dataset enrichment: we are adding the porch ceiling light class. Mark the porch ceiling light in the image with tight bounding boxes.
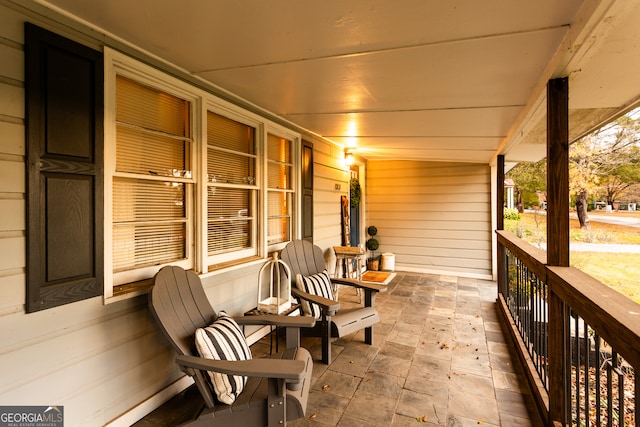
[344,149,354,166]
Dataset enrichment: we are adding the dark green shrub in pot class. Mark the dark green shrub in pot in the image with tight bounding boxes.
[366,226,379,270]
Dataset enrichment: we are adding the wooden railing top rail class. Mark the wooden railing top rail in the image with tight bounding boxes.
[496,230,547,279]
[547,265,640,370]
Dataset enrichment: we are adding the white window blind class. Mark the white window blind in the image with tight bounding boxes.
[207,111,256,257]
[267,133,293,245]
[113,76,192,274]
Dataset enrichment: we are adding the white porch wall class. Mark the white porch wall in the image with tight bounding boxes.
[306,137,350,272]
[0,5,183,426]
[0,2,346,426]
[366,160,493,279]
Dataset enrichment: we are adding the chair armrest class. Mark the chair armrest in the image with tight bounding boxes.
[234,314,315,329]
[331,277,388,293]
[176,355,305,382]
[291,287,340,315]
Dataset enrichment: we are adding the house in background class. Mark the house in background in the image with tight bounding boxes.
[1,1,640,425]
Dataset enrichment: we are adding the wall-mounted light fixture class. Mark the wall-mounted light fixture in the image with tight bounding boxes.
[344,149,354,166]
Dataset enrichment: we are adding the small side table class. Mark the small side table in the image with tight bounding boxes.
[244,303,301,354]
[333,245,366,281]
[333,246,366,300]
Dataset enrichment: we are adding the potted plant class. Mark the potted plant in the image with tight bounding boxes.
[365,225,380,271]
[350,178,361,208]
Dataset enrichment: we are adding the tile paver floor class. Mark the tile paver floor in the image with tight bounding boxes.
[275,272,544,426]
[136,272,544,426]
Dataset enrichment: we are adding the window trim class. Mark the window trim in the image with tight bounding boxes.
[105,48,201,299]
[203,101,263,267]
[103,48,301,302]
[264,124,301,253]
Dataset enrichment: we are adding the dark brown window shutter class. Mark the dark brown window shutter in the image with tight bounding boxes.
[25,23,104,312]
[301,140,313,243]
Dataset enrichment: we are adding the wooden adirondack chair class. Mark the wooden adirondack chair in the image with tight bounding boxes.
[280,240,387,364]
[148,265,314,427]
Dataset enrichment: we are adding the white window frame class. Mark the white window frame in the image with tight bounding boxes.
[202,100,264,267]
[104,49,201,300]
[264,124,301,253]
[104,48,301,302]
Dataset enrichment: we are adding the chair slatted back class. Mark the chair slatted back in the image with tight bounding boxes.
[150,266,217,356]
[149,266,220,408]
[280,240,327,278]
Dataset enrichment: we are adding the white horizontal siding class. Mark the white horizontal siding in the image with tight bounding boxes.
[0,4,188,426]
[0,4,353,426]
[0,81,24,118]
[366,160,492,278]
[308,137,349,270]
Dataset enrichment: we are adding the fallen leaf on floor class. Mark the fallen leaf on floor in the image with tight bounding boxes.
[416,415,428,422]
[322,384,330,391]
[440,343,449,349]
[309,413,317,419]
[350,360,354,364]
[477,420,484,424]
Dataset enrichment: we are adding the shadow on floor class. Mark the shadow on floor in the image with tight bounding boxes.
[135,272,544,426]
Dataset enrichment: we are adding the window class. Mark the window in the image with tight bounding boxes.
[266,133,294,247]
[206,111,258,264]
[104,49,300,300]
[110,76,194,286]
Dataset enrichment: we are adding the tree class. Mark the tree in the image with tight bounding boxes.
[570,112,640,228]
[506,159,546,211]
[569,135,599,229]
[598,147,640,205]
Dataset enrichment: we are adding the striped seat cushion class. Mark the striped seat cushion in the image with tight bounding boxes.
[296,269,334,319]
[194,311,252,405]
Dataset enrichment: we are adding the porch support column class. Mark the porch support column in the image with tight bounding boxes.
[496,155,506,294]
[497,155,505,231]
[546,77,569,426]
[546,77,570,267]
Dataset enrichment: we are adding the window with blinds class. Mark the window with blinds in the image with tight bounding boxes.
[207,111,257,259]
[266,133,293,245]
[105,50,303,294]
[113,76,192,275]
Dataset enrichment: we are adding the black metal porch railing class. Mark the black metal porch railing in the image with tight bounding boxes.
[497,230,638,426]
[504,246,549,390]
[566,308,637,426]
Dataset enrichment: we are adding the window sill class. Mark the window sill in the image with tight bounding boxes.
[111,278,154,302]
[207,256,263,273]
[106,256,265,304]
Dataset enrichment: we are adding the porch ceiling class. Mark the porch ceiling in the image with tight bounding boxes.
[37,0,640,164]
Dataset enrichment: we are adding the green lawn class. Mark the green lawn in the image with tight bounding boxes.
[571,252,640,304]
[505,211,640,304]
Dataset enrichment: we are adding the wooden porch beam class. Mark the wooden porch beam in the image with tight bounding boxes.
[546,77,569,427]
[546,78,569,268]
[497,155,505,231]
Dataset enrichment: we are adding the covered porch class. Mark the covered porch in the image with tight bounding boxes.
[1,1,640,426]
[137,272,543,426]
